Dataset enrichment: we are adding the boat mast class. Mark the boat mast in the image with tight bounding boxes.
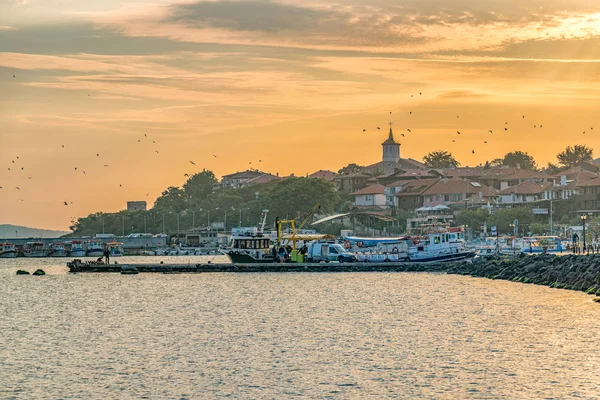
[259,209,269,233]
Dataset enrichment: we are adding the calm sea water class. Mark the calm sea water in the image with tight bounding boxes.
[1,256,599,399]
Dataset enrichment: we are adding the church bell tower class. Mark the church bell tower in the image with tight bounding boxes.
[382,122,400,162]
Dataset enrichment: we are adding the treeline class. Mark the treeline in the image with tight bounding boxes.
[419,145,594,171]
[69,171,349,236]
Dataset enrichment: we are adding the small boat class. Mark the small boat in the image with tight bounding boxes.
[521,236,566,254]
[23,241,48,257]
[0,242,17,258]
[49,242,68,257]
[107,241,124,257]
[85,240,104,257]
[67,240,86,257]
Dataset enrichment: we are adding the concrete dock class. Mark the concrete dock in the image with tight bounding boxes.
[66,260,450,273]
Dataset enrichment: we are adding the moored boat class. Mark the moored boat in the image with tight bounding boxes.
[107,241,124,257]
[407,227,475,263]
[49,242,68,257]
[85,239,104,257]
[0,242,17,258]
[67,240,86,257]
[521,236,565,254]
[23,241,48,257]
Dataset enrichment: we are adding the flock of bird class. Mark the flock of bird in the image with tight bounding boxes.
[2,74,597,212]
[362,92,594,157]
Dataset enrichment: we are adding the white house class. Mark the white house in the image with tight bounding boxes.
[498,181,551,204]
[351,184,388,207]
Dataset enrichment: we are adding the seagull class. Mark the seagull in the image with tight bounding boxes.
[505,122,508,125]
[504,127,508,131]
[146,193,149,197]
[190,161,196,165]
[377,127,380,130]
[82,170,86,174]
[144,134,147,137]
[213,154,217,158]
[20,167,24,170]
[472,150,475,154]
[64,201,68,206]
[87,94,90,97]
[409,111,412,115]
[155,150,159,153]
[96,153,99,156]
[138,140,141,142]
[540,125,542,128]
[16,156,19,160]
[259,160,262,162]
[363,129,366,132]
[7,168,10,171]
[522,115,525,118]
[74,167,77,171]
[457,131,461,135]
[488,130,493,133]
[534,125,537,128]
[484,141,487,144]
[119,184,122,187]
[104,164,109,167]
[28,176,32,180]
[419,92,422,95]
[184,173,189,177]
[152,141,156,144]
[401,134,405,137]
[389,111,392,114]
[20,199,25,202]
[15,186,20,190]
[62,145,65,148]
[11,160,14,164]
[407,129,411,133]
[452,140,456,142]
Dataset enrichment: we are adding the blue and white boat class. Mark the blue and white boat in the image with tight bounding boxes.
[85,240,104,257]
[49,242,68,257]
[521,236,566,254]
[67,240,86,257]
[0,242,17,258]
[407,228,475,263]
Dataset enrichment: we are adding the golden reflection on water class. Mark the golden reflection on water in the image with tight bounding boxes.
[1,257,599,399]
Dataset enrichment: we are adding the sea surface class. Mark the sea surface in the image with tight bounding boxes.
[1,256,600,399]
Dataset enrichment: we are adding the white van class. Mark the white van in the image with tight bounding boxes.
[305,241,357,263]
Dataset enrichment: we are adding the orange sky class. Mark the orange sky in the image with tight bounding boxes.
[1,0,600,230]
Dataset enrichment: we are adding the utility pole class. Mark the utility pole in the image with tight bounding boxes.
[162,214,165,233]
[239,208,242,227]
[549,194,553,236]
[144,215,147,234]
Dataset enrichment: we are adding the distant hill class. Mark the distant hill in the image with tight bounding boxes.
[0,224,69,239]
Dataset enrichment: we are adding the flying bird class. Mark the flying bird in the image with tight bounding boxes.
[82,170,86,174]
[472,150,475,154]
[407,129,411,133]
[64,201,68,206]
[62,145,65,148]
[138,140,141,142]
[190,161,196,165]
[184,173,189,177]
[28,176,32,180]
[409,111,412,115]
[11,160,14,164]
[104,164,109,167]
[213,154,217,158]
[401,133,405,137]
[419,92,422,95]
[259,160,262,162]
[7,168,10,171]
[96,153,99,156]
[146,193,149,197]
[452,140,456,142]
[504,127,508,131]
[155,150,159,153]
[362,129,366,132]
[389,111,392,114]
[488,130,493,133]
[377,127,380,130]
[15,187,20,190]
[144,134,147,137]
[119,184,122,187]
[13,74,15,78]
[152,141,156,144]
[534,125,537,128]
[457,131,461,135]
[74,167,77,171]
[522,115,525,118]
[484,141,487,144]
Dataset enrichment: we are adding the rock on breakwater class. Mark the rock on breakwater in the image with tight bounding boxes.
[446,254,600,295]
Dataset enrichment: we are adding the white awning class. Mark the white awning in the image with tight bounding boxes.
[311,213,350,226]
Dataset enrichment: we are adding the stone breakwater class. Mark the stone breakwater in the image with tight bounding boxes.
[445,254,600,297]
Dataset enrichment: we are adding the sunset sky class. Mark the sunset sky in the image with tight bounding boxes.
[1,0,600,230]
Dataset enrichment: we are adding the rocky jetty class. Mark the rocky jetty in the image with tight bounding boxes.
[445,254,600,295]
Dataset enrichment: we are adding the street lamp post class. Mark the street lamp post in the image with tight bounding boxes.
[581,214,588,254]
[162,213,166,234]
[144,215,147,234]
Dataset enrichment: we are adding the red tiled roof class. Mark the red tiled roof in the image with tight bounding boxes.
[424,178,498,196]
[309,170,337,181]
[395,178,440,196]
[351,184,386,195]
[499,180,552,195]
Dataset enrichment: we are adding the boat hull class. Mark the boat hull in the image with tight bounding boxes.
[50,250,68,257]
[24,251,47,257]
[86,250,104,257]
[69,250,86,257]
[0,251,17,258]
[408,251,476,263]
[226,252,275,264]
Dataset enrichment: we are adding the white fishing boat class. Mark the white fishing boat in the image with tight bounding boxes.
[24,241,48,257]
[85,240,104,257]
[49,242,68,257]
[475,236,522,258]
[407,227,475,263]
[107,241,124,257]
[0,242,17,258]
[67,240,86,257]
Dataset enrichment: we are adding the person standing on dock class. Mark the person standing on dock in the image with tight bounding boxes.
[104,246,110,265]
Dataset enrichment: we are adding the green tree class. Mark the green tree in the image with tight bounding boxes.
[455,208,491,232]
[153,186,186,213]
[338,163,363,175]
[422,150,460,168]
[498,151,537,170]
[183,170,217,203]
[542,162,563,174]
[557,145,593,168]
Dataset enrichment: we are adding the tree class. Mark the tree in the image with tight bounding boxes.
[338,163,363,175]
[455,208,491,232]
[498,151,537,170]
[422,150,460,168]
[542,162,563,175]
[183,170,217,204]
[557,145,593,168]
[153,186,186,213]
